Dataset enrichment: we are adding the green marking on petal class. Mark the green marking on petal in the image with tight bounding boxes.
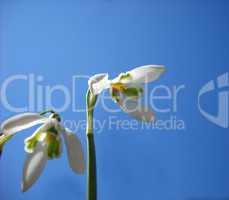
[47,134,61,159]
[122,87,144,99]
[47,126,58,135]
[24,136,38,153]
[119,72,132,82]
[24,130,44,153]
[111,87,121,103]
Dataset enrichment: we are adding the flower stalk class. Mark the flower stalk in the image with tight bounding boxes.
[86,89,97,200]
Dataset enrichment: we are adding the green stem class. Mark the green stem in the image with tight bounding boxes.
[86,89,97,200]
[87,134,97,200]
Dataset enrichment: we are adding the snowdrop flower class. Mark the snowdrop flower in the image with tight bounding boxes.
[0,111,84,192]
[88,65,165,122]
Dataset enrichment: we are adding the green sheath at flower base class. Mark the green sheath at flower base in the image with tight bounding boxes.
[86,89,97,135]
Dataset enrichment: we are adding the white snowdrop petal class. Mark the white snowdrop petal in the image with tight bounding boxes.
[1,113,47,136]
[88,73,110,95]
[129,65,165,84]
[118,97,155,122]
[63,128,85,174]
[21,142,48,192]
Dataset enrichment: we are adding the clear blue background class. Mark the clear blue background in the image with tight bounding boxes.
[0,0,229,200]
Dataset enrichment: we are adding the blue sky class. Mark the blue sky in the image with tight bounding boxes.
[0,0,229,200]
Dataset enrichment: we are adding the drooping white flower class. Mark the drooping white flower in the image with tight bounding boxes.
[88,65,165,122]
[0,112,85,192]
